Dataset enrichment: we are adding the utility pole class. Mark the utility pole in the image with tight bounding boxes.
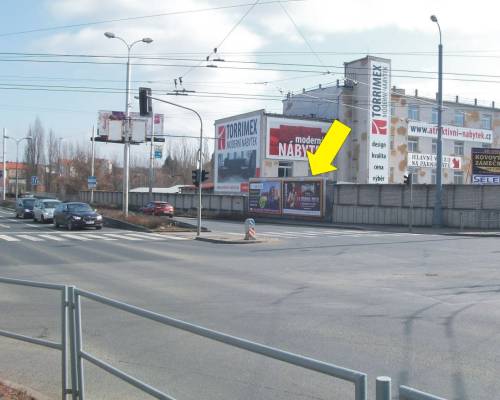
[2,129,6,201]
[90,126,95,204]
[148,103,155,201]
[431,15,444,227]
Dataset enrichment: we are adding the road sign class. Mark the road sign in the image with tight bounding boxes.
[154,145,162,159]
[31,176,39,186]
[88,176,97,189]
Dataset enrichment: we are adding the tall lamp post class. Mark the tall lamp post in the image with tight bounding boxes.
[431,15,444,227]
[2,129,6,201]
[104,32,153,217]
[6,136,32,200]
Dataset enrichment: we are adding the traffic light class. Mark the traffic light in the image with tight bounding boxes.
[201,169,209,182]
[404,174,412,185]
[139,87,152,116]
[192,170,200,187]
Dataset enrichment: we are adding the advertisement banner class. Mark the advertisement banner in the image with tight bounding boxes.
[282,180,323,217]
[408,121,492,144]
[248,180,282,214]
[368,59,391,184]
[472,147,500,184]
[266,117,331,160]
[408,153,462,170]
[97,111,164,141]
[215,115,261,193]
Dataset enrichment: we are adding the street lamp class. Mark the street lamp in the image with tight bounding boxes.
[104,32,153,216]
[2,129,6,201]
[430,15,443,227]
[6,136,32,200]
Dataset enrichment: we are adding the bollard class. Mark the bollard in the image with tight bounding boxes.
[376,376,391,400]
[244,218,256,240]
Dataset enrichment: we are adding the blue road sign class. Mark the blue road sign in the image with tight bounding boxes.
[88,176,97,189]
[31,176,39,186]
[154,150,162,159]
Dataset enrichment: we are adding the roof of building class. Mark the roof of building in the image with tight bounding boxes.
[130,185,189,193]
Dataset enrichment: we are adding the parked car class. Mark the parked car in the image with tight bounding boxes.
[53,202,103,230]
[15,197,36,219]
[139,201,174,217]
[33,199,62,223]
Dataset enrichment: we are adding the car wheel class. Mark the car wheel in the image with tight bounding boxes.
[54,220,59,228]
[67,220,73,231]
[95,226,102,230]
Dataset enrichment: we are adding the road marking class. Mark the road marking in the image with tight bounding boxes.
[0,224,10,228]
[0,235,19,242]
[38,234,67,241]
[25,223,43,228]
[16,234,44,242]
[81,233,117,240]
[103,233,142,240]
[125,233,164,241]
[158,235,189,240]
[60,234,93,241]
[7,219,21,223]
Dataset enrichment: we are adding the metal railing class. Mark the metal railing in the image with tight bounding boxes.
[0,277,449,400]
[0,277,69,400]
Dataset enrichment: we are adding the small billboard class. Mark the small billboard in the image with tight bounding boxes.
[248,180,282,215]
[472,147,500,184]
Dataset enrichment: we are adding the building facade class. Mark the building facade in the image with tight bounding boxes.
[214,56,500,193]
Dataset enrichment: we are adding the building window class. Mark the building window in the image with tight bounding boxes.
[432,139,437,154]
[431,170,436,184]
[408,137,419,152]
[454,171,464,184]
[408,104,419,120]
[481,114,492,130]
[454,141,464,156]
[431,108,438,124]
[455,111,465,127]
[278,161,293,177]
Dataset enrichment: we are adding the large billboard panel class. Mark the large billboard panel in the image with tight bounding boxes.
[248,180,282,215]
[368,59,391,184]
[97,111,164,142]
[215,115,261,193]
[408,121,492,144]
[282,180,323,217]
[408,153,462,170]
[266,117,331,161]
[472,147,500,184]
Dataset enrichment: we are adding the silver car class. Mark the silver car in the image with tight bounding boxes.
[33,199,62,223]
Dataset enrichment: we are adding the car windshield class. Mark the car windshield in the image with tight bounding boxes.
[67,203,92,212]
[22,199,35,207]
[44,201,60,209]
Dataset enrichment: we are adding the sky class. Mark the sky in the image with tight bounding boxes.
[2,0,500,164]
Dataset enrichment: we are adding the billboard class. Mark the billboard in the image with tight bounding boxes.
[248,180,282,215]
[215,114,261,193]
[266,117,331,160]
[408,153,462,170]
[368,59,391,184]
[408,121,493,144]
[282,180,323,217]
[97,111,164,142]
[472,147,500,184]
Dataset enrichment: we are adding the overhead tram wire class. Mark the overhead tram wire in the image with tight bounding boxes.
[0,0,306,38]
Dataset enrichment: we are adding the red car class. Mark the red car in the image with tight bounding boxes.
[140,201,174,217]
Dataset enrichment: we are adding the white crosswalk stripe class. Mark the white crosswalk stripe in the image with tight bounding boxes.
[103,233,142,240]
[38,234,67,241]
[16,234,44,242]
[125,233,164,241]
[81,233,117,240]
[0,234,20,242]
[0,224,10,228]
[60,234,93,241]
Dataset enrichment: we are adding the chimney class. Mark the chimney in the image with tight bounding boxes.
[302,88,305,94]
[415,89,418,97]
[456,95,459,103]
[318,84,322,89]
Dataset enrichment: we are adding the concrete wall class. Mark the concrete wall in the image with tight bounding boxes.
[332,184,500,228]
[80,191,247,219]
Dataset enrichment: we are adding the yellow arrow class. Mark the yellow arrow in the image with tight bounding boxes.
[307,120,351,176]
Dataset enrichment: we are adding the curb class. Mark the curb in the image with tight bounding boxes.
[442,232,500,238]
[195,236,265,244]
[102,216,152,232]
[0,378,53,400]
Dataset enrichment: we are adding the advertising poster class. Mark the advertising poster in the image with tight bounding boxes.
[215,115,261,193]
[367,59,391,184]
[266,117,331,161]
[97,111,164,141]
[282,180,323,217]
[408,153,462,170]
[248,180,282,215]
[472,147,500,184]
[408,121,493,144]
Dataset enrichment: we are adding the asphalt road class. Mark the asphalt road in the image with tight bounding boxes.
[1,208,499,400]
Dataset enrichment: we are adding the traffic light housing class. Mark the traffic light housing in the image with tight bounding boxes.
[404,174,412,185]
[192,170,200,187]
[201,169,209,182]
[139,87,152,116]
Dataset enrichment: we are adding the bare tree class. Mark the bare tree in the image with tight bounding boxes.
[24,117,45,192]
[45,130,59,193]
